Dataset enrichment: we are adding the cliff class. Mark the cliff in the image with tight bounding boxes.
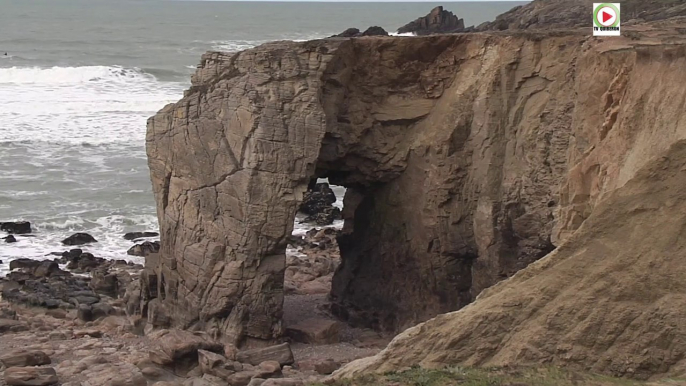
[144,15,686,362]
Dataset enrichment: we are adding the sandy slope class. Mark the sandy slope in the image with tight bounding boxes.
[335,139,686,380]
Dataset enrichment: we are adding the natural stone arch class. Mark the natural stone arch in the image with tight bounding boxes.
[144,33,573,346]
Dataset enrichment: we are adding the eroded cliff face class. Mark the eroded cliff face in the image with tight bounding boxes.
[144,20,686,347]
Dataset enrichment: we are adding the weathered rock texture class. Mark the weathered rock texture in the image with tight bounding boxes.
[145,16,686,347]
[397,6,465,35]
[335,138,686,380]
[331,18,686,381]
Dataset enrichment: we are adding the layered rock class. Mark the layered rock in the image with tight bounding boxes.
[397,6,465,35]
[145,17,686,347]
[335,138,686,380]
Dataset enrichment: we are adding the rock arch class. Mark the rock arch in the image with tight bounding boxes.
[143,33,575,346]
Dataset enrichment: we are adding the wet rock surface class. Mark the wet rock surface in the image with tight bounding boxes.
[127,241,161,257]
[124,232,160,241]
[61,233,97,246]
[1,221,32,235]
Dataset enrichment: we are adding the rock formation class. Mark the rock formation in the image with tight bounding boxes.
[331,26,389,38]
[335,138,686,380]
[477,0,686,31]
[145,10,686,353]
[397,6,465,35]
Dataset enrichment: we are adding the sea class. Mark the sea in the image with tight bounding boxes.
[0,0,527,275]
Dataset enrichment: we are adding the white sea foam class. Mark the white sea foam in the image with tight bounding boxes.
[211,34,325,53]
[0,66,186,145]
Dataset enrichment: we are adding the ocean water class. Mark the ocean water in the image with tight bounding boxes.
[0,0,526,275]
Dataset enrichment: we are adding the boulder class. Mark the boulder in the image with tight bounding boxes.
[149,329,224,374]
[236,343,294,366]
[198,349,242,380]
[397,6,465,35]
[0,350,51,367]
[77,304,93,322]
[0,318,28,333]
[90,271,119,297]
[65,252,103,272]
[124,231,159,240]
[62,232,97,246]
[61,249,83,262]
[4,235,17,243]
[361,26,388,36]
[33,261,66,278]
[3,367,58,386]
[1,221,32,234]
[331,28,360,38]
[255,361,281,378]
[127,241,161,257]
[9,258,42,272]
[286,318,340,344]
[225,371,258,386]
[302,207,341,226]
[298,183,336,216]
[314,359,340,375]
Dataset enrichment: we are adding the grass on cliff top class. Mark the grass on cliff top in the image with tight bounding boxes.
[312,366,686,386]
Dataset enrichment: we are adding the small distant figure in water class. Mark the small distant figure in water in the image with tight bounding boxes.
[3,53,7,56]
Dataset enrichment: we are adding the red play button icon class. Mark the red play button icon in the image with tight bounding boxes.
[603,11,612,23]
[597,5,618,27]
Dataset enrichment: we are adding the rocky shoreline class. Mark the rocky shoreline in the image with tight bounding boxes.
[1,184,383,386]
[5,1,686,385]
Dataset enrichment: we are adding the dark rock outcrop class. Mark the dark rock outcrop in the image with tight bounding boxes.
[361,26,388,36]
[124,231,159,241]
[65,252,103,272]
[397,6,465,35]
[331,26,389,38]
[127,241,161,257]
[0,221,32,234]
[332,28,360,38]
[62,232,97,246]
[298,183,341,225]
[4,235,17,243]
[9,259,67,278]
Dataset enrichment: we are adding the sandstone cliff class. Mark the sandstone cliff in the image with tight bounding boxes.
[330,19,686,380]
[145,15,686,353]
[335,137,686,379]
